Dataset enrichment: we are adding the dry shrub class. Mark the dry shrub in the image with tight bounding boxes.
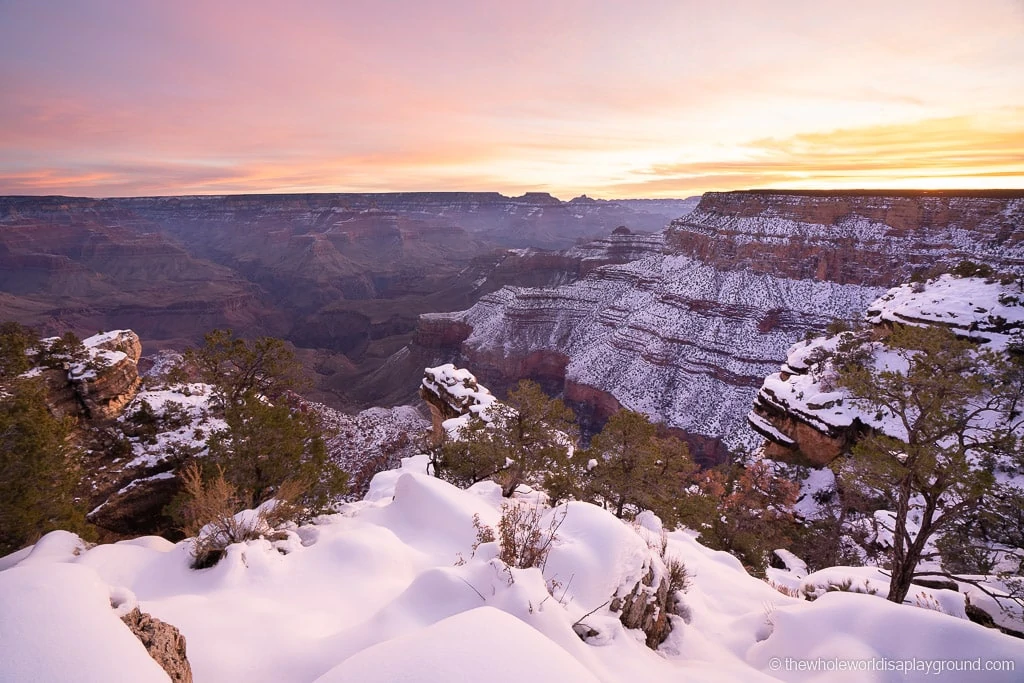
[665,556,691,595]
[472,513,497,548]
[766,579,803,599]
[178,461,304,569]
[650,530,691,595]
[496,502,565,571]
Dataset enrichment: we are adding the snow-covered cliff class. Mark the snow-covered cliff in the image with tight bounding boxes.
[751,274,1024,465]
[411,191,1024,459]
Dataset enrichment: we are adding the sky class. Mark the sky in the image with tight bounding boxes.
[1,0,1022,198]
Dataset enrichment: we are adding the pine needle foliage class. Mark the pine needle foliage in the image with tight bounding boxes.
[0,379,90,555]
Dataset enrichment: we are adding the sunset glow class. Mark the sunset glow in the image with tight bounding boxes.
[1,0,1022,198]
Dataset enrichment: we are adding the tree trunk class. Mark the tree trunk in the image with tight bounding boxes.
[887,555,916,604]
[887,479,939,605]
[886,475,914,603]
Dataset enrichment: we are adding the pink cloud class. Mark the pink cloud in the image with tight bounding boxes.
[1,1,1023,197]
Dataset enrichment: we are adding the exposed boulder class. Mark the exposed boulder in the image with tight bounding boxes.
[609,561,679,649]
[120,607,193,683]
[36,329,143,421]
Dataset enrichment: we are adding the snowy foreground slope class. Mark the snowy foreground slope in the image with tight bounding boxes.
[2,457,1023,682]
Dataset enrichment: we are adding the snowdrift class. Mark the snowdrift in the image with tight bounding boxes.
[1,455,1022,682]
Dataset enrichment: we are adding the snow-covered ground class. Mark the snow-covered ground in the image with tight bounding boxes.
[3,456,1022,682]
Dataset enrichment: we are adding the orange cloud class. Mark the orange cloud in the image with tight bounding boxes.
[605,115,1024,197]
[2,2,1023,197]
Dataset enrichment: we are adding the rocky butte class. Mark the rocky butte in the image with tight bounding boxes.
[407,190,1024,465]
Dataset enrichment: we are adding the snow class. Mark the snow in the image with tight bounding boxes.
[867,275,1024,350]
[83,329,133,348]
[749,591,1023,682]
[0,563,169,683]
[772,549,808,578]
[2,456,1023,682]
[543,501,650,612]
[314,607,600,683]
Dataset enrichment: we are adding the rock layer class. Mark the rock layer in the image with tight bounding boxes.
[0,193,693,409]
[409,191,1024,458]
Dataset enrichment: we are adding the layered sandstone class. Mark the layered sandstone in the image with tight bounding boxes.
[673,190,1024,285]
[36,330,143,421]
[408,191,1024,459]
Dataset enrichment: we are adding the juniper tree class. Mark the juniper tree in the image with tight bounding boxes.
[835,324,1017,604]
[0,379,89,555]
[0,321,36,379]
[204,395,346,521]
[444,380,577,498]
[586,409,697,520]
[177,330,345,525]
[184,329,306,408]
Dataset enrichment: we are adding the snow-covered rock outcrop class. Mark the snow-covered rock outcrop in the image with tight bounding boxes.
[30,329,143,420]
[751,275,1024,465]
[419,363,497,437]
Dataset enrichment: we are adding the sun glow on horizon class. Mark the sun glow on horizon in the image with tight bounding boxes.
[1,1,1022,198]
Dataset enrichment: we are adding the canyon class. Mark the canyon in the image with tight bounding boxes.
[5,189,1024,465]
[0,193,693,407]
[409,190,1024,463]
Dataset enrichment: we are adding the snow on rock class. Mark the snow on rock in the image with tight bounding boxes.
[83,329,138,350]
[867,274,1024,349]
[0,563,170,683]
[118,382,224,469]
